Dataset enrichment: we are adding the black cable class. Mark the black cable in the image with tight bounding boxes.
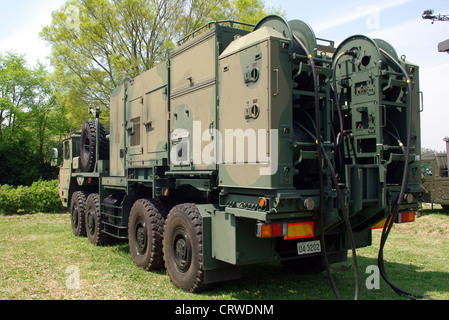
[347,132,359,165]
[332,51,362,169]
[383,128,406,154]
[323,43,360,300]
[295,121,359,300]
[298,109,318,136]
[332,50,364,170]
[387,119,402,143]
[332,50,357,149]
[377,48,433,300]
[292,34,342,300]
[330,125,343,178]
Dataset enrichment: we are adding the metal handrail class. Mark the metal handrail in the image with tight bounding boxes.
[177,20,255,46]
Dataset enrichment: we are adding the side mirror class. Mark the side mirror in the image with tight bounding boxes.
[51,148,58,166]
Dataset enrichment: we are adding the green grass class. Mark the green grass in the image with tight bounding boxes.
[0,210,448,300]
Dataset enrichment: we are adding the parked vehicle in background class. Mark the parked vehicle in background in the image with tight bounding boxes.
[421,137,449,209]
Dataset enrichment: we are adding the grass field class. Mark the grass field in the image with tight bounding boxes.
[0,208,448,300]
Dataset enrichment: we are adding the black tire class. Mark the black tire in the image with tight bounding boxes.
[70,191,88,237]
[80,120,108,172]
[163,203,205,293]
[128,199,167,270]
[85,193,109,245]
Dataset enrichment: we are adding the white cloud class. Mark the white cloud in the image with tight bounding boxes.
[0,0,66,65]
[313,0,415,33]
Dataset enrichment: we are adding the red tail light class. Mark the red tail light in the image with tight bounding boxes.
[256,222,315,239]
[372,211,416,230]
[396,210,415,223]
[256,223,287,238]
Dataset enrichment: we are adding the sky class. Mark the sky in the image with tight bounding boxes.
[0,0,67,64]
[0,0,448,151]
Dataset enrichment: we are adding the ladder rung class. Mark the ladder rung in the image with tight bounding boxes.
[102,221,127,229]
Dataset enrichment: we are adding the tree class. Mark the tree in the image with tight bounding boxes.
[0,51,69,185]
[40,0,283,127]
[0,52,36,140]
[422,147,443,156]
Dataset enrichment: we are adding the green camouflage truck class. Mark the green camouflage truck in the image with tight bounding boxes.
[421,137,449,209]
[57,15,423,293]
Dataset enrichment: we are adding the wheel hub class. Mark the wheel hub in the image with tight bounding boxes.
[87,210,95,235]
[176,239,187,260]
[135,220,147,255]
[71,205,79,227]
[173,229,191,273]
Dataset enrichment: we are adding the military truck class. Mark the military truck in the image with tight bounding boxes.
[57,15,423,293]
[421,137,449,209]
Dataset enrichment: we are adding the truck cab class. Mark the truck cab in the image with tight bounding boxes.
[58,133,81,207]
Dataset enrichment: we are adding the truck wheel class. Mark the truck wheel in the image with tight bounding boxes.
[128,199,167,270]
[85,193,109,245]
[80,120,108,172]
[70,191,88,237]
[163,203,205,292]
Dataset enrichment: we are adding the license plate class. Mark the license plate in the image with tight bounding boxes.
[297,240,321,256]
